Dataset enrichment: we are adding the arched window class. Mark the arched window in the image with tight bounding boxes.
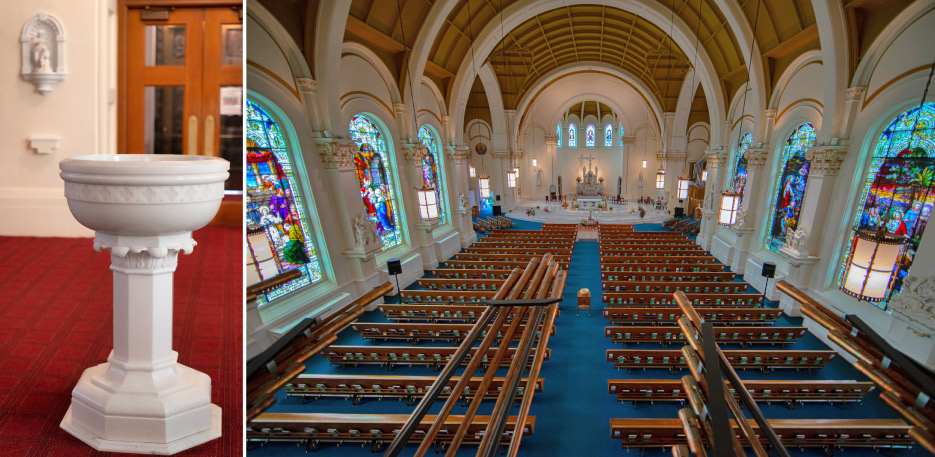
[418,125,446,224]
[350,114,403,250]
[557,123,562,147]
[619,126,625,147]
[586,124,596,147]
[839,104,935,308]
[766,123,816,252]
[730,131,753,204]
[605,124,613,147]
[568,124,577,147]
[245,99,322,305]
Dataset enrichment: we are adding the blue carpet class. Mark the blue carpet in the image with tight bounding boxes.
[249,222,913,457]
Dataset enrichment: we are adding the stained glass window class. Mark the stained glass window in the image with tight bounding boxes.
[350,114,403,250]
[730,131,753,205]
[418,125,446,224]
[568,124,577,147]
[245,99,322,305]
[838,103,935,308]
[766,123,816,252]
[620,127,625,147]
[605,124,613,147]
[586,124,596,147]
[557,123,562,147]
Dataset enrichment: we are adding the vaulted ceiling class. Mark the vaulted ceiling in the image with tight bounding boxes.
[259,0,914,126]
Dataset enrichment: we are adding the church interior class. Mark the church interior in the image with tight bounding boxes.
[246,0,935,456]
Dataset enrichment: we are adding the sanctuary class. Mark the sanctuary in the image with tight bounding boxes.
[244,1,935,456]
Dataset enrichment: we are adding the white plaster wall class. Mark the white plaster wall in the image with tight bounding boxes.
[775,62,825,121]
[865,8,935,102]
[339,54,394,113]
[246,13,295,90]
[0,1,114,237]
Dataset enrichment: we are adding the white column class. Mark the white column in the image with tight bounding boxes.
[728,146,769,273]
[400,142,440,268]
[697,147,728,250]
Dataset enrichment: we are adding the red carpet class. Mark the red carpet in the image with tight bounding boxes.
[0,226,242,457]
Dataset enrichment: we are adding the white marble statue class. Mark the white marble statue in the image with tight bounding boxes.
[352,213,381,251]
[32,30,52,73]
[784,227,808,257]
[458,192,466,210]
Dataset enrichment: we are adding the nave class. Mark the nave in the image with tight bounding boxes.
[246,215,916,457]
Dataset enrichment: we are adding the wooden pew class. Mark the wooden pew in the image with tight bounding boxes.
[600,271,736,282]
[609,418,911,449]
[604,325,805,347]
[601,280,749,293]
[600,242,701,249]
[495,216,514,227]
[489,229,576,235]
[284,374,544,405]
[455,252,573,263]
[430,268,514,279]
[603,292,763,307]
[473,223,488,233]
[598,256,718,264]
[606,349,836,371]
[378,304,559,323]
[400,289,496,303]
[602,307,781,324]
[248,413,535,451]
[466,247,573,256]
[417,278,503,290]
[323,345,550,370]
[443,260,571,270]
[351,322,554,344]
[601,263,727,273]
[471,240,575,248]
[607,379,875,405]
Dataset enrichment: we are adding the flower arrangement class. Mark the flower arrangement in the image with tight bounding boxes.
[573,203,579,209]
[599,177,604,183]
[576,177,582,183]
[526,208,536,216]
[580,217,598,226]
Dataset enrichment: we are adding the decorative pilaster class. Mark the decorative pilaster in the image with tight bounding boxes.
[805,146,846,177]
[296,78,325,132]
[399,141,439,267]
[698,147,728,249]
[797,144,847,258]
[729,146,769,273]
[317,139,373,280]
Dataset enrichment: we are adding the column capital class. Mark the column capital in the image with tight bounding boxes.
[491,149,512,159]
[805,146,847,176]
[621,135,637,145]
[764,109,777,121]
[295,77,316,92]
[400,142,429,165]
[545,135,558,146]
[317,139,357,170]
[451,145,471,164]
[846,86,867,102]
[745,148,770,170]
[656,151,687,161]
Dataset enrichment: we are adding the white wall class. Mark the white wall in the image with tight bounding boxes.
[0,1,114,237]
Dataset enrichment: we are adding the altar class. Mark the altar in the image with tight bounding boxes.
[574,154,606,209]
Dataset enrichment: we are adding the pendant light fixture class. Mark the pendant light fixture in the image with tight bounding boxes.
[841,61,935,303]
[677,0,703,204]
[478,172,491,199]
[469,165,476,177]
[506,169,517,188]
[655,168,666,189]
[702,169,708,182]
[719,0,761,225]
[416,183,439,221]
[642,160,647,168]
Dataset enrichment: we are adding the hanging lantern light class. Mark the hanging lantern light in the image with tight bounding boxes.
[702,169,708,182]
[718,191,741,225]
[478,173,491,198]
[531,158,537,167]
[677,175,690,200]
[642,160,647,168]
[506,170,517,188]
[513,167,520,179]
[655,168,665,189]
[841,230,904,302]
[416,183,439,221]
[469,165,476,177]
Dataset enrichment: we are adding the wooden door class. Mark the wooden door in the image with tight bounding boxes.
[121,2,243,223]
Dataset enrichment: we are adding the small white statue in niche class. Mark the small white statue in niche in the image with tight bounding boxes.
[33,30,53,73]
[21,13,67,95]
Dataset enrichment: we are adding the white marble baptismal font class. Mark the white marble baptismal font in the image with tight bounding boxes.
[58,154,229,454]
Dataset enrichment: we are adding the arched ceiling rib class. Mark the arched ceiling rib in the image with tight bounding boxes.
[564,101,616,121]
[333,0,826,127]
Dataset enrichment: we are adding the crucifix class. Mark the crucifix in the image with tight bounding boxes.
[579,154,596,180]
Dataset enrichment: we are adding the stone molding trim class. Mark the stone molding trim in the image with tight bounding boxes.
[745,148,770,169]
[94,238,196,270]
[64,182,224,205]
[400,142,429,165]
[889,274,935,337]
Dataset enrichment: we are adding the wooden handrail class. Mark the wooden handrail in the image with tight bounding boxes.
[246,268,301,302]
[775,280,935,454]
